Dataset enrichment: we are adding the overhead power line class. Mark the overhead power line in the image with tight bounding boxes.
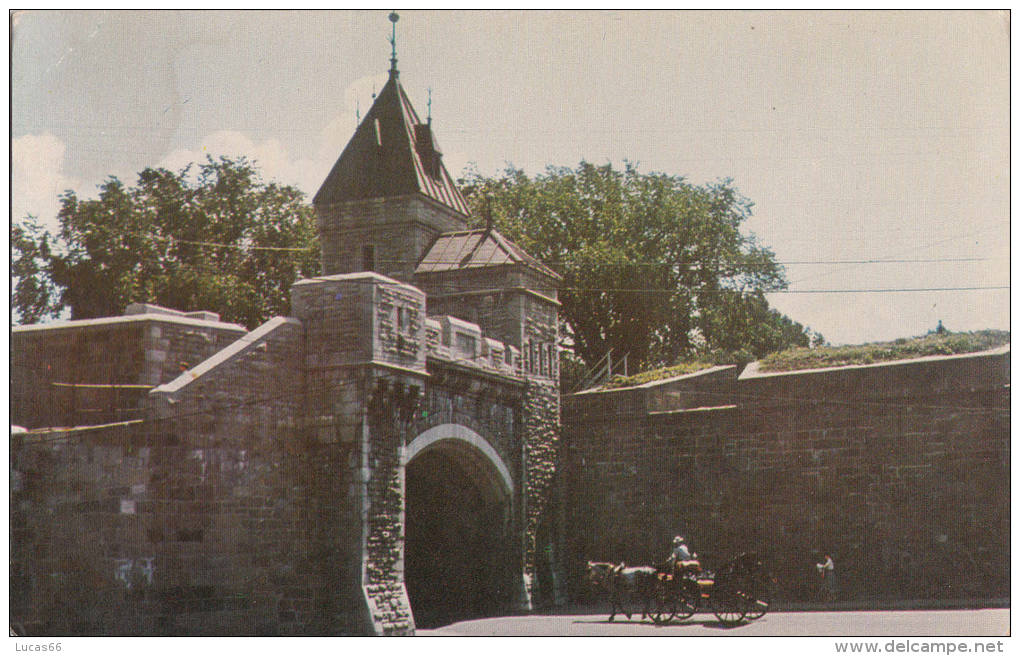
[553,286,1009,294]
[21,221,1002,266]
[765,286,1009,294]
[54,255,1001,297]
[168,237,313,252]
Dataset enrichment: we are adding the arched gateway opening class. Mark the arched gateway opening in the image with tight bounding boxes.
[404,425,515,629]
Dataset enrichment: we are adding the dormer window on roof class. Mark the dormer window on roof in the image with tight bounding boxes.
[414,123,443,180]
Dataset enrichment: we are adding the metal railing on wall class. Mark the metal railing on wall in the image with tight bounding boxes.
[572,349,629,393]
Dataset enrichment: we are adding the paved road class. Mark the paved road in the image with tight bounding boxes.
[417,609,1009,636]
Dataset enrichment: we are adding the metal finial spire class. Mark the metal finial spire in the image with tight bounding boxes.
[388,11,400,76]
[355,99,360,125]
[427,87,432,124]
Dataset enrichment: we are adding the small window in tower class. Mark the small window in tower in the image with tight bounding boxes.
[362,244,376,271]
[374,119,383,147]
[397,306,412,333]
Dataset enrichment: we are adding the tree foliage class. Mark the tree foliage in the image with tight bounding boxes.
[460,161,820,369]
[11,156,320,328]
[11,217,61,324]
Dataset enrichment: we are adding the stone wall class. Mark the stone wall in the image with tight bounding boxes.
[417,266,560,353]
[291,272,430,635]
[517,288,562,604]
[521,378,562,606]
[11,271,562,635]
[317,194,467,282]
[10,316,325,635]
[423,360,523,482]
[561,349,1010,605]
[11,313,245,429]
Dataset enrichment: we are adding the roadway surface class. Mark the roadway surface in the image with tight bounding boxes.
[417,609,1010,636]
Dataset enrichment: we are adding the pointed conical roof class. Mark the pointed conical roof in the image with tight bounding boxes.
[313,72,470,217]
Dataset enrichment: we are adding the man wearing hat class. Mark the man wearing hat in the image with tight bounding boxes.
[665,535,701,576]
[671,536,693,563]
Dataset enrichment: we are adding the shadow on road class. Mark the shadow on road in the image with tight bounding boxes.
[572,618,749,631]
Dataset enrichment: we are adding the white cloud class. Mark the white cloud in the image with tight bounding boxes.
[159,131,320,198]
[12,133,78,234]
[158,74,389,200]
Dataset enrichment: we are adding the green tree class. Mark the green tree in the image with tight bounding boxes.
[700,289,823,362]
[11,216,61,324]
[11,156,320,328]
[460,161,819,369]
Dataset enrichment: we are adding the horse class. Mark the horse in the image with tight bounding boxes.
[586,561,658,622]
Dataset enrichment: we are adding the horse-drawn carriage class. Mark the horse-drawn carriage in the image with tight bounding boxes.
[650,552,770,626]
[587,552,770,627]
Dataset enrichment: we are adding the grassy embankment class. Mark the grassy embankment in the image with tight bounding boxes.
[599,330,1010,388]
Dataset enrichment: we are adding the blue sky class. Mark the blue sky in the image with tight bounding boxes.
[11,10,1010,345]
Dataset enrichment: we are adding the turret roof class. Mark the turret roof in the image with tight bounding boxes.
[313,71,470,216]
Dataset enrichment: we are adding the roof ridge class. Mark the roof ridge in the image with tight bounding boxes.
[437,228,488,237]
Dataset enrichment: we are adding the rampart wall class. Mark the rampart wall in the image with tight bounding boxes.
[10,317,329,635]
[561,349,1010,605]
[11,313,245,429]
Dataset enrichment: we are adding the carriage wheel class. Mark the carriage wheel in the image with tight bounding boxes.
[711,588,747,627]
[650,580,678,625]
[669,579,701,620]
[743,572,771,620]
[672,581,699,620]
[744,588,770,620]
[650,597,677,625]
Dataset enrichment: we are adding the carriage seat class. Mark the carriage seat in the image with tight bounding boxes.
[677,559,702,574]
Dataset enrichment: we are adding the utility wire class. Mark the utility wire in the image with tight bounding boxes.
[789,226,1002,287]
[555,286,1009,294]
[61,256,1001,296]
[20,222,1002,266]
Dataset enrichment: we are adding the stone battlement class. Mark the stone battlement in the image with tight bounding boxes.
[424,316,521,378]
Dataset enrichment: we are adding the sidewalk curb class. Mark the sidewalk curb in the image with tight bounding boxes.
[534,598,1010,617]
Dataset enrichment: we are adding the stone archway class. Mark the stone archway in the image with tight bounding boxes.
[403,424,515,629]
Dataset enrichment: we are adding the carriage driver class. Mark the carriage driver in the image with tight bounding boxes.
[667,536,701,575]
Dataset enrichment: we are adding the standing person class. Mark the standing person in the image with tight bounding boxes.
[816,553,835,600]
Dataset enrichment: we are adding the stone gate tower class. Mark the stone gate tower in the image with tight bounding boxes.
[306,24,562,634]
[8,16,560,637]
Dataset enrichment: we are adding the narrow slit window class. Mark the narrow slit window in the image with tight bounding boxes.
[456,333,476,357]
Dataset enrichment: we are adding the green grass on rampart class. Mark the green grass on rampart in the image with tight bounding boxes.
[595,330,1009,389]
[757,329,1010,373]
[600,360,719,389]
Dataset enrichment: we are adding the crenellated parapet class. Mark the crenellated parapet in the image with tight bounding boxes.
[424,315,521,378]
